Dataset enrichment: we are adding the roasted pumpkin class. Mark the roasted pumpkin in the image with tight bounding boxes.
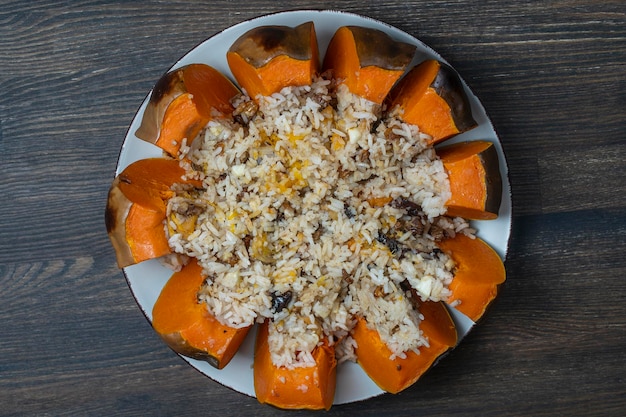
[437,140,503,220]
[386,59,477,144]
[227,22,319,100]
[135,63,240,156]
[322,26,416,104]
[105,158,201,268]
[152,259,251,369]
[352,301,457,393]
[439,234,506,322]
[254,321,337,410]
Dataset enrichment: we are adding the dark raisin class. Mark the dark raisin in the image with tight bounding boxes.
[376,233,401,255]
[391,198,421,217]
[271,290,293,313]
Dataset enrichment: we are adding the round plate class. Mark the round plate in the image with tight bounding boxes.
[116,10,512,405]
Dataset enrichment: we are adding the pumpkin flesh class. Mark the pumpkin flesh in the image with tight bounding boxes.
[254,321,337,410]
[152,259,251,369]
[437,140,502,220]
[104,158,201,267]
[353,301,457,393]
[135,64,240,157]
[322,26,416,104]
[439,234,506,322]
[386,59,477,144]
[227,22,319,100]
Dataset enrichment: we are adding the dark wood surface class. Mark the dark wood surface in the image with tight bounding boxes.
[1,1,625,416]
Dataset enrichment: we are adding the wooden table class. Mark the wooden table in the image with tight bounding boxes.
[1,1,624,415]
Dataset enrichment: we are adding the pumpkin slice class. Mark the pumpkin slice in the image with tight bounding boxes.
[438,234,506,322]
[254,321,337,410]
[353,301,457,394]
[437,140,502,220]
[135,64,240,156]
[152,260,251,369]
[322,26,416,104]
[386,59,477,144]
[227,22,319,100]
[104,158,201,268]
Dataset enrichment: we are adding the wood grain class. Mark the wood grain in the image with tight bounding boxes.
[1,0,625,416]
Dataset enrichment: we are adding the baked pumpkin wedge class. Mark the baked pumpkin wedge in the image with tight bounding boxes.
[254,320,337,410]
[322,26,416,104]
[437,140,502,220]
[135,64,240,157]
[152,259,251,369]
[438,234,506,322]
[105,158,201,268]
[227,22,319,100]
[386,59,477,144]
[352,301,457,394]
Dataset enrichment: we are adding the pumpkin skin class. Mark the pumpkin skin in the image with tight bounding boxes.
[386,59,477,144]
[227,22,319,100]
[322,26,416,104]
[135,64,240,157]
[352,301,457,393]
[437,140,503,220]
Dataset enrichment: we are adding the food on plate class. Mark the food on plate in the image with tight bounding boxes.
[322,26,416,104]
[107,20,506,410]
[352,301,456,393]
[105,158,202,268]
[386,59,477,144]
[254,320,337,410]
[227,22,319,100]
[152,259,251,369]
[438,234,506,321]
[135,64,240,157]
[437,140,503,220]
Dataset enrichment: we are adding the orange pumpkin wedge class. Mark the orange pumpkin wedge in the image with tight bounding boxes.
[322,26,416,104]
[437,140,502,220]
[353,301,457,394]
[438,234,506,322]
[152,259,251,369]
[386,59,477,144]
[254,321,337,410]
[227,22,319,100]
[105,158,201,268]
[135,63,240,156]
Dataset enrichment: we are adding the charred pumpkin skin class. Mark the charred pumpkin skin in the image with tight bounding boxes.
[135,64,240,156]
[437,140,503,220]
[152,260,251,369]
[386,59,477,144]
[135,68,185,144]
[438,234,506,322]
[227,22,319,100]
[322,26,416,104]
[105,158,201,268]
[353,301,457,394]
[254,321,337,410]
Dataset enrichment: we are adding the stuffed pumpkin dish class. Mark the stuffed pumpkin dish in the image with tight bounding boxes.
[106,19,507,411]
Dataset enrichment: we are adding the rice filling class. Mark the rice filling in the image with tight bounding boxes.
[165,77,473,368]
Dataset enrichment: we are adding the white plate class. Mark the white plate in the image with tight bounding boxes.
[116,10,512,405]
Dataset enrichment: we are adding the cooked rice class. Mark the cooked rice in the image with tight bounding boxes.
[165,77,473,368]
